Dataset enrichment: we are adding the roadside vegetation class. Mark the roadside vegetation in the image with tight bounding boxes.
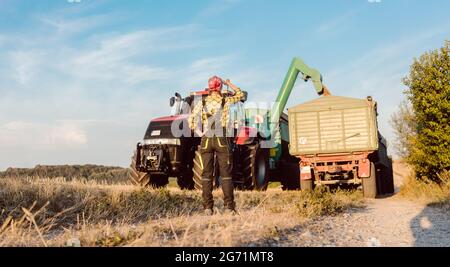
[0,176,363,247]
[399,171,450,210]
[391,40,449,207]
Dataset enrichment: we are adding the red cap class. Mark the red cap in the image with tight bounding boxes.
[208,76,223,92]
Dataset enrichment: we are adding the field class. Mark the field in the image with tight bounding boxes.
[0,174,362,247]
[2,162,450,247]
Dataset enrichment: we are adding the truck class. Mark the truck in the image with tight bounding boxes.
[130,57,328,190]
[288,95,395,198]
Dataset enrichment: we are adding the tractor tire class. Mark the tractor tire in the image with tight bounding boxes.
[149,175,169,188]
[129,151,168,188]
[129,151,150,187]
[192,148,220,190]
[177,173,195,190]
[362,162,377,198]
[241,144,270,191]
[281,161,300,190]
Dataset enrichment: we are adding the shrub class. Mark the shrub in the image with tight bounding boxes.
[392,40,449,181]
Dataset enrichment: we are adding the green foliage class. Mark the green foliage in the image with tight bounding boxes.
[390,101,417,159]
[393,40,449,181]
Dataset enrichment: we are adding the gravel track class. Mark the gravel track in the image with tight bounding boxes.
[268,161,450,247]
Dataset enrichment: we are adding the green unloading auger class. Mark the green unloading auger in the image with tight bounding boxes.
[269,57,329,136]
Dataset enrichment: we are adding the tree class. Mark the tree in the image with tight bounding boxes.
[390,100,417,159]
[392,40,449,181]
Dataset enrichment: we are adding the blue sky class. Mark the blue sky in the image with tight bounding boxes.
[0,0,449,170]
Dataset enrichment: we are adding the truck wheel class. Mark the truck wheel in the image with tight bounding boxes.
[129,151,168,188]
[376,166,385,195]
[362,162,377,198]
[192,148,220,190]
[385,160,395,194]
[281,161,300,190]
[241,144,270,191]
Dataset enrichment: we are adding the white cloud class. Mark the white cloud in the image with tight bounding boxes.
[64,26,197,85]
[38,14,109,36]
[8,51,43,85]
[197,0,242,18]
[45,123,87,146]
[316,11,356,34]
[0,121,87,147]
[0,17,209,169]
[181,55,235,89]
[321,26,449,156]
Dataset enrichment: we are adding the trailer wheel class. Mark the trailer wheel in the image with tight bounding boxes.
[281,161,300,190]
[129,151,168,188]
[362,162,377,198]
[385,159,395,194]
[192,147,220,190]
[241,144,270,191]
[376,165,385,195]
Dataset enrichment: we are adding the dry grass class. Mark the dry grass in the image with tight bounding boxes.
[399,170,450,210]
[0,165,130,184]
[0,176,363,247]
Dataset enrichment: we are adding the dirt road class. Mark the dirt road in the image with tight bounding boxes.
[275,196,450,247]
[272,161,450,247]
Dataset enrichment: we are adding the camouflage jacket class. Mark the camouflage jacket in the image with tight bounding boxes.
[188,88,244,131]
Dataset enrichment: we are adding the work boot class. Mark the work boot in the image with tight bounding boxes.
[204,209,213,216]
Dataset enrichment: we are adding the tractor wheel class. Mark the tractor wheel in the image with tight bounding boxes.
[281,161,300,190]
[149,175,169,188]
[129,151,150,187]
[129,151,168,188]
[241,144,270,191]
[192,147,220,190]
[177,173,195,190]
[362,162,377,198]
